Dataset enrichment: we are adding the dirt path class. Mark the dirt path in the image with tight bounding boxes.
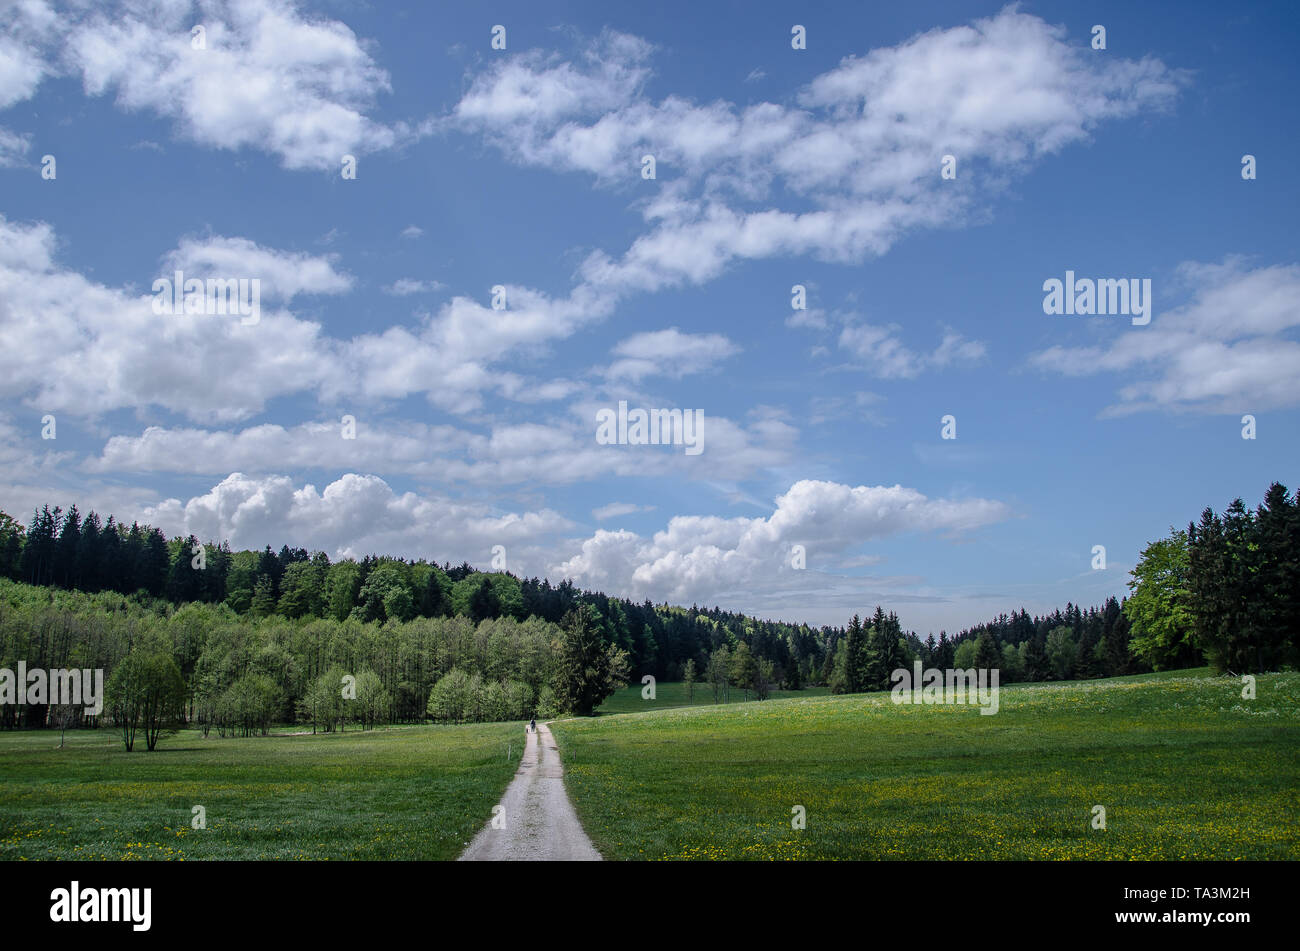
[458,722,601,861]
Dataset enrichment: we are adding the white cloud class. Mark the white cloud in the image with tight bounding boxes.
[454,10,1185,298]
[603,327,740,381]
[808,391,887,427]
[64,0,403,170]
[553,479,1011,604]
[1029,259,1300,414]
[164,235,353,299]
[0,217,338,423]
[82,404,799,486]
[838,322,986,378]
[0,0,56,165]
[0,126,31,167]
[85,421,467,477]
[785,307,828,330]
[0,411,74,489]
[330,282,618,411]
[454,28,651,133]
[0,215,618,421]
[0,0,54,108]
[400,225,424,239]
[135,472,575,563]
[593,501,655,521]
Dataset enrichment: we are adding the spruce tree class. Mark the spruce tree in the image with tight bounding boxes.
[54,504,81,588]
[973,630,1000,670]
[844,614,865,693]
[75,511,102,593]
[1255,483,1298,668]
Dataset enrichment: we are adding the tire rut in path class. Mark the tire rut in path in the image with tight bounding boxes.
[457,722,601,861]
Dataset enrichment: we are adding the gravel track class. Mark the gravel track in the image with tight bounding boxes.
[458,722,601,861]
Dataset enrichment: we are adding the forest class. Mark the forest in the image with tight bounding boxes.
[0,480,1294,742]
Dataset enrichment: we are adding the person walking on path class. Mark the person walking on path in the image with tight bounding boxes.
[529,717,536,733]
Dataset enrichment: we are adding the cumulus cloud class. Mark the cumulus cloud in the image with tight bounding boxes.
[1029,259,1300,414]
[62,0,404,170]
[592,501,655,521]
[135,471,575,562]
[454,9,1185,298]
[0,0,57,164]
[603,327,740,381]
[82,405,799,486]
[0,218,327,422]
[329,282,618,411]
[553,479,1011,604]
[164,235,353,299]
[0,217,350,423]
[453,28,652,144]
[5,9,1180,428]
[0,215,615,421]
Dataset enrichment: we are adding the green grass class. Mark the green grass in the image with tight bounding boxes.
[597,680,829,714]
[0,722,522,860]
[1028,665,1219,687]
[553,671,1300,860]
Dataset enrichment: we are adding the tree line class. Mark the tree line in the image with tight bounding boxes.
[0,577,630,747]
[0,503,830,693]
[832,480,1299,696]
[1124,481,1299,674]
[0,480,1293,744]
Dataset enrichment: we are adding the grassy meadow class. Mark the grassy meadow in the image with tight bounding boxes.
[0,721,521,860]
[597,680,829,714]
[3,669,1296,862]
[553,670,1300,860]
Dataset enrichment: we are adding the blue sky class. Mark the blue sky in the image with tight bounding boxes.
[1,0,1297,634]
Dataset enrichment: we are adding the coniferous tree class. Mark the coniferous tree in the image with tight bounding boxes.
[468,575,500,623]
[256,545,283,600]
[844,614,865,693]
[1223,499,1262,670]
[935,631,955,668]
[136,527,170,597]
[249,575,278,618]
[54,504,81,588]
[1022,632,1049,681]
[863,606,908,690]
[1255,483,1299,668]
[551,604,630,715]
[120,522,145,593]
[75,511,101,592]
[22,505,59,586]
[973,630,1000,670]
[203,542,231,604]
[166,535,205,604]
[420,565,451,617]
